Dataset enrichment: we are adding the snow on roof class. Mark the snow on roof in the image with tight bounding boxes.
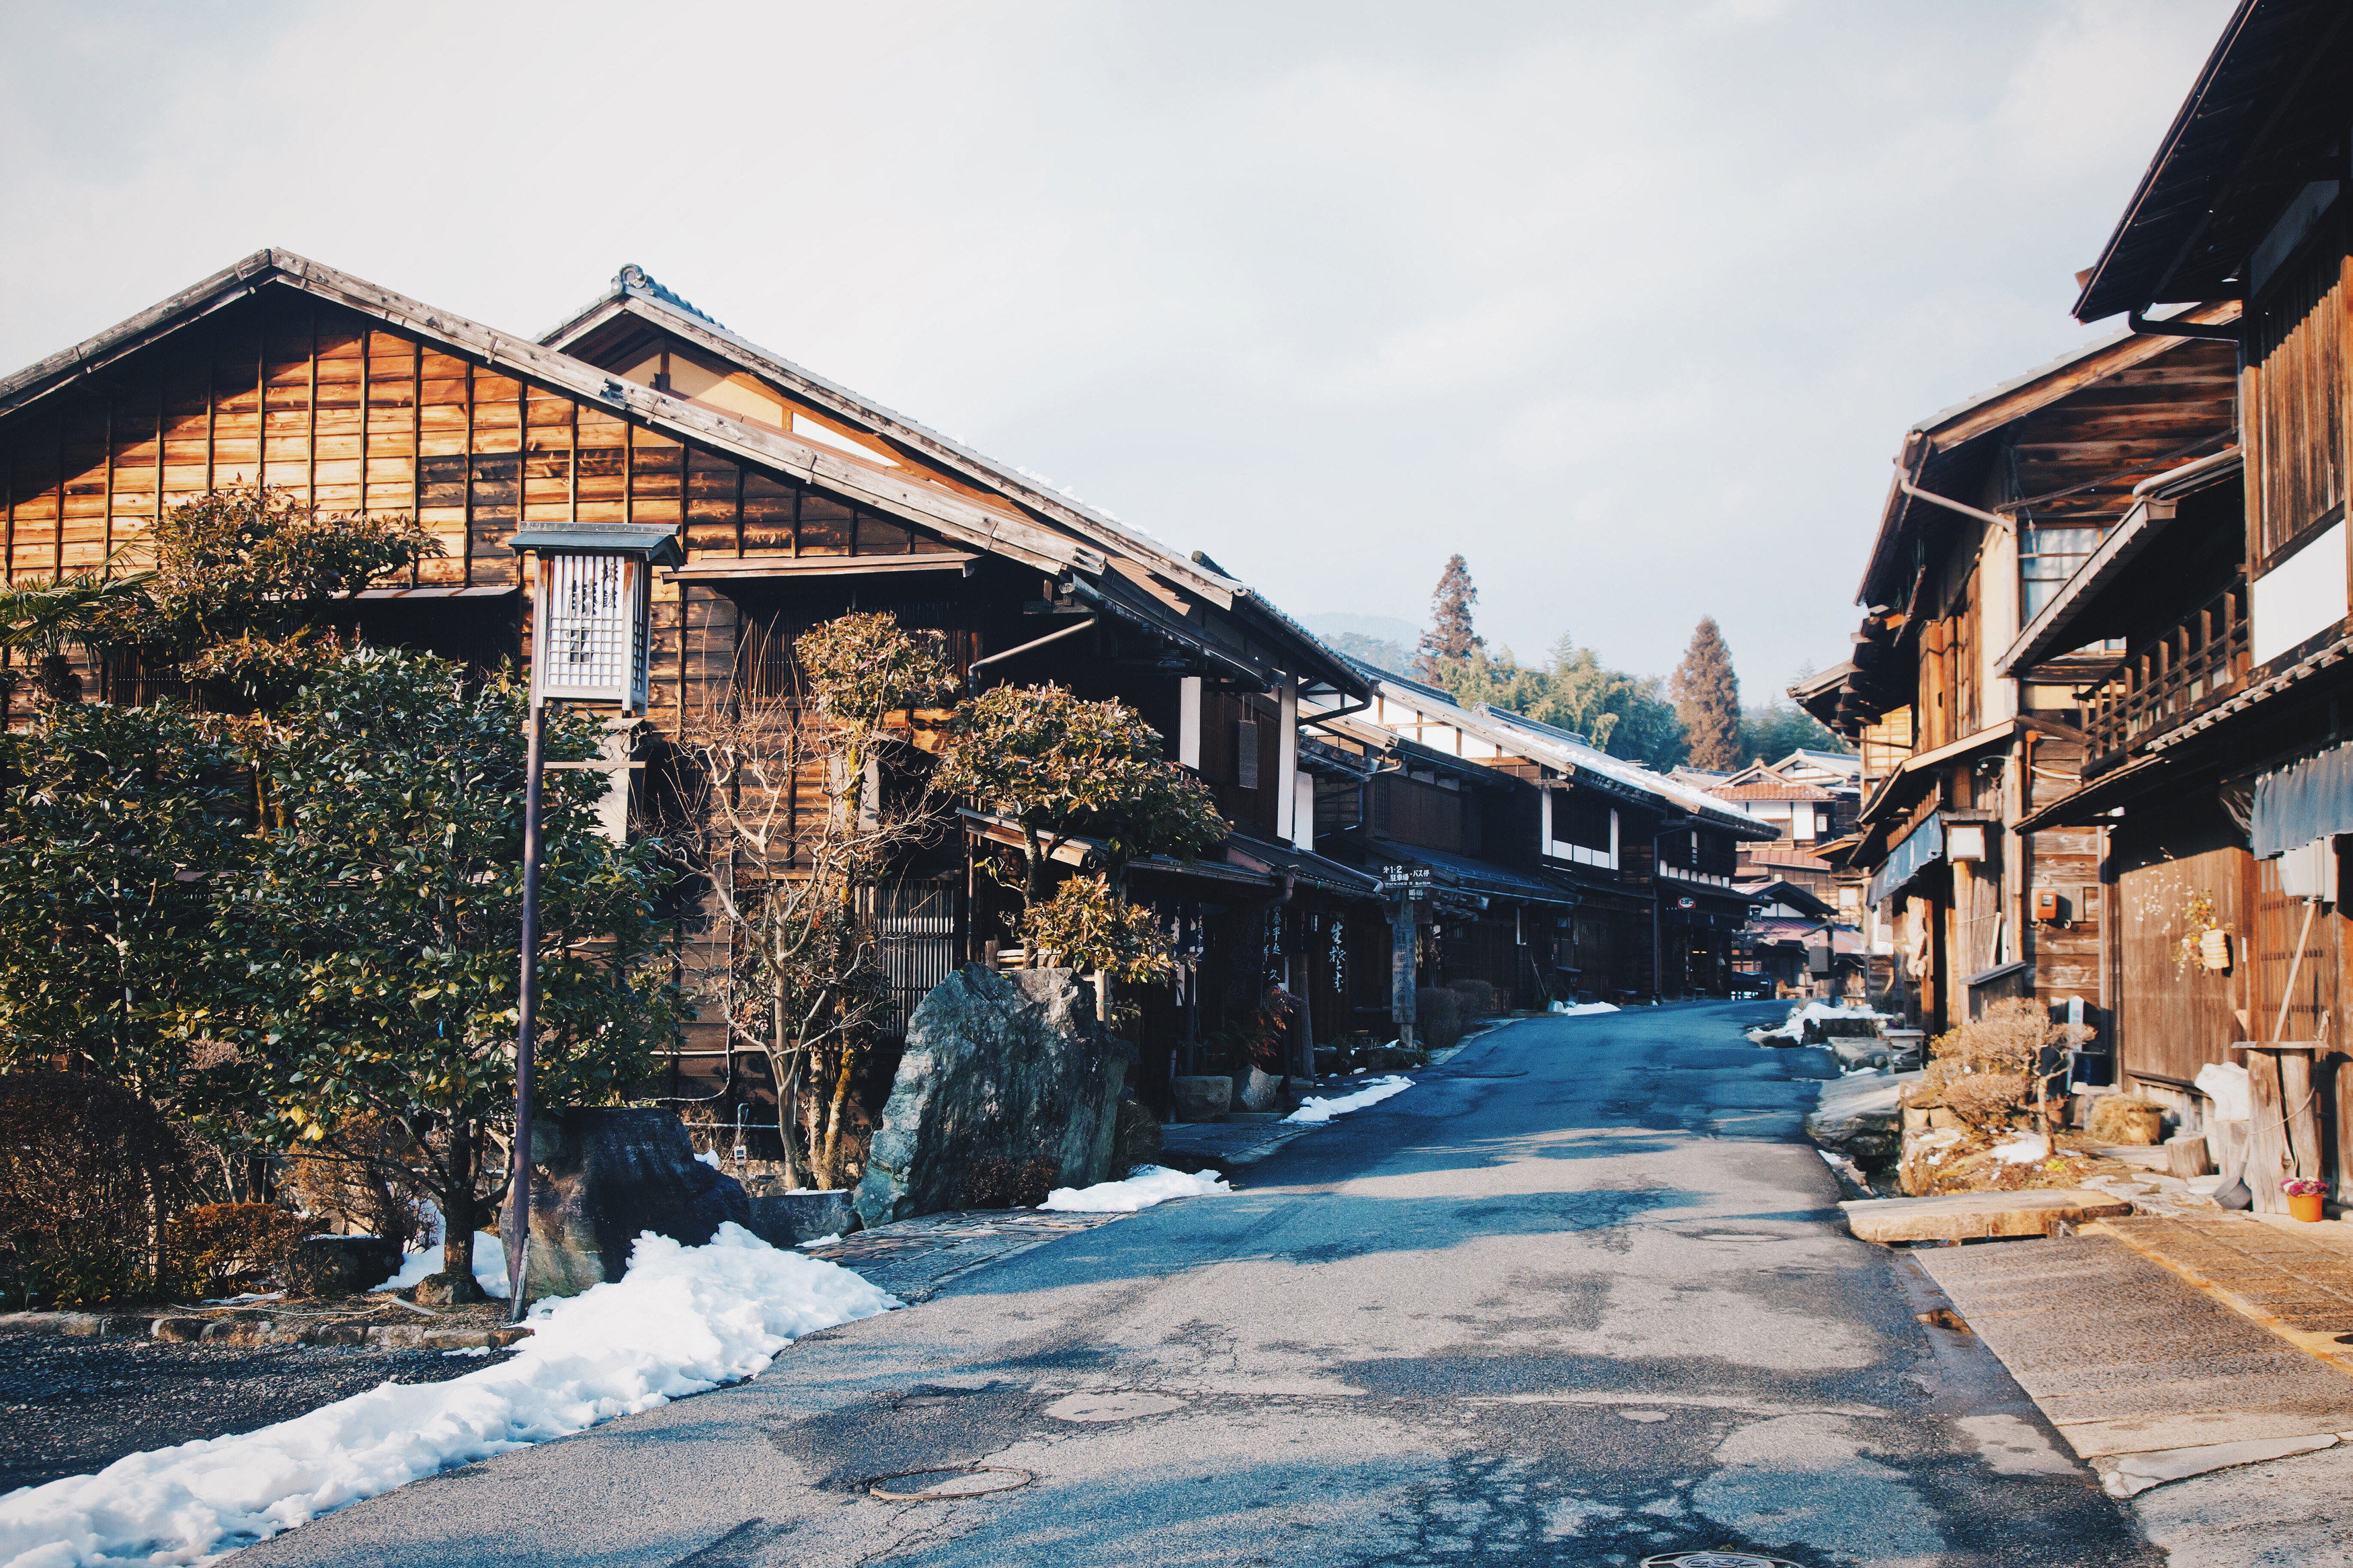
[1319,659,1765,832]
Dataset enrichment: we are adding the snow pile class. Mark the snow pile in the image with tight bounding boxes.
[1548,1001,1621,1017]
[1286,1074,1414,1124]
[370,1205,511,1298]
[1039,1165,1232,1212]
[2194,1061,2251,1123]
[1992,1132,2053,1164]
[0,1224,895,1567]
[1751,1001,1888,1043]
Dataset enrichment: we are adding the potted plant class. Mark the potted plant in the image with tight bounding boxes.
[2283,1178,2328,1223]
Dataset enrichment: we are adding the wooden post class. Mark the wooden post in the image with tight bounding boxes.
[1391,903,1417,1049]
[2247,1048,2289,1214]
[2280,1048,2324,1182]
[2335,1056,2353,1210]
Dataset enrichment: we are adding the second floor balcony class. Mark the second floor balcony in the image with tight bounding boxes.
[2082,579,2249,770]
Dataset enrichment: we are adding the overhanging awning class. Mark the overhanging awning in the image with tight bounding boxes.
[2252,742,2353,858]
[2016,749,2171,832]
[1867,814,1945,907]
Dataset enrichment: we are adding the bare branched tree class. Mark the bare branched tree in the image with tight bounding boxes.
[672,613,956,1190]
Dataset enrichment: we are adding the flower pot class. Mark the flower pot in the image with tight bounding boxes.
[2290,1191,2326,1223]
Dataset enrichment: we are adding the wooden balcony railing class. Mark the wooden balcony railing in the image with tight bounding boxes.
[2083,581,2249,766]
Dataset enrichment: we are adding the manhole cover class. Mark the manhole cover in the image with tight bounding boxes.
[868,1465,1033,1501]
[1640,1555,1803,1568]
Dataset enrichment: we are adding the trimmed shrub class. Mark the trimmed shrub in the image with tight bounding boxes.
[0,1073,203,1307]
[1447,979,1498,1018]
[168,1203,311,1298]
[1415,987,1467,1051]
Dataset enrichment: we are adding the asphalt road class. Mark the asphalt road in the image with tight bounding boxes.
[239,1001,2163,1568]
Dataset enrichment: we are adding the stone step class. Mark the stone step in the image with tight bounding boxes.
[1842,1188,2135,1244]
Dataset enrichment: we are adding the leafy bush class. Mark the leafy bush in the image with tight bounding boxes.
[1018,874,1174,983]
[0,1073,205,1307]
[959,1156,1059,1210]
[167,1202,311,1298]
[278,1114,430,1250]
[1448,979,1498,1018]
[1416,987,1467,1051]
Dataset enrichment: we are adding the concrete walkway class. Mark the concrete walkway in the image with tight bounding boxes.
[1910,1199,2353,1564]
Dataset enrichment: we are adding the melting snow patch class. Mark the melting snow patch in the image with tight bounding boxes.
[1752,1001,1890,1042]
[1992,1132,2052,1164]
[1286,1074,1414,1124]
[1548,1001,1620,1016]
[1039,1165,1232,1212]
[0,1223,895,1567]
[368,1204,514,1298]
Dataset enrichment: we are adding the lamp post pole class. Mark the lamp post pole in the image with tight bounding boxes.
[500,524,678,1324]
[507,694,547,1321]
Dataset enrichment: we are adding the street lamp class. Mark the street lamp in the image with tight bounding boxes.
[503,523,681,1317]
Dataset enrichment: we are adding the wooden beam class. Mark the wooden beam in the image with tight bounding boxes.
[666,553,978,582]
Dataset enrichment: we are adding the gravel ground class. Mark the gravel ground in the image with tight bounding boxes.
[0,1330,515,1493]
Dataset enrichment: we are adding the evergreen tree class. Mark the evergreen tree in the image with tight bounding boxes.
[1670,616,1741,771]
[1413,554,1484,682]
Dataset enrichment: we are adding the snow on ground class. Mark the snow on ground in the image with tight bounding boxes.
[1992,1132,2053,1164]
[0,1224,895,1568]
[369,1206,512,1298]
[1751,1001,1890,1042]
[1286,1074,1414,1124]
[1039,1165,1232,1213]
[1548,1001,1621,1017]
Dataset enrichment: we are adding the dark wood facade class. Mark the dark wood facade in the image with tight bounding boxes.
[0,251,1380,1151]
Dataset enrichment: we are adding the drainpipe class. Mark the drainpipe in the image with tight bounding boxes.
[965,616,1096,695]
[2126,308,2241,343]
[1894,466,2016,535]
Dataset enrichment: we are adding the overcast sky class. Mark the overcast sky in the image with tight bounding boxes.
[0,1,2233,693]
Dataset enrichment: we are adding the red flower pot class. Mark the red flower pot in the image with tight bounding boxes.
[2290,1191,2327,1223]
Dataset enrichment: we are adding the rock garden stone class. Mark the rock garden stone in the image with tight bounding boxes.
[1234,1065,1283,1112]
[288,1235,403,1296]
[742,1180,856,1247]
[1170,1075,1232,1122]
[504,1107,751,1298]
[854,965,1135,1229]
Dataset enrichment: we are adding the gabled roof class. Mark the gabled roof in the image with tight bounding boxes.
[0,248,1101,581]
[1855,303,2240,608]
[2074,0,2353,321]
[1319,658,1773,837]
[541,265,1241,610]
[539,264,1365,698]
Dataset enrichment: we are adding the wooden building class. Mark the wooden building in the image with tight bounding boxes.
[1988,0,2353,1207]
[1303,665,1773,1005]
[0,249,1375,1141]
[1795,306,2243,1040]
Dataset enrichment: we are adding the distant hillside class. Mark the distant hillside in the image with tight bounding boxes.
[1298,612,1421,647]
[1297,614,1420,677]
[1321,632,1414,677]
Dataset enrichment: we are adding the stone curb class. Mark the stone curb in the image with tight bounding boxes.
[0,1309,531,1352]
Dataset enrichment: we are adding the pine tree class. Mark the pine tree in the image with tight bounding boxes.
[1670,616,1742,770]
[1414,554,1484,682]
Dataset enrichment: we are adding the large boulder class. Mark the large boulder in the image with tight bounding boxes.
[854,965,1134,1229]
[505,1108,751,1298]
